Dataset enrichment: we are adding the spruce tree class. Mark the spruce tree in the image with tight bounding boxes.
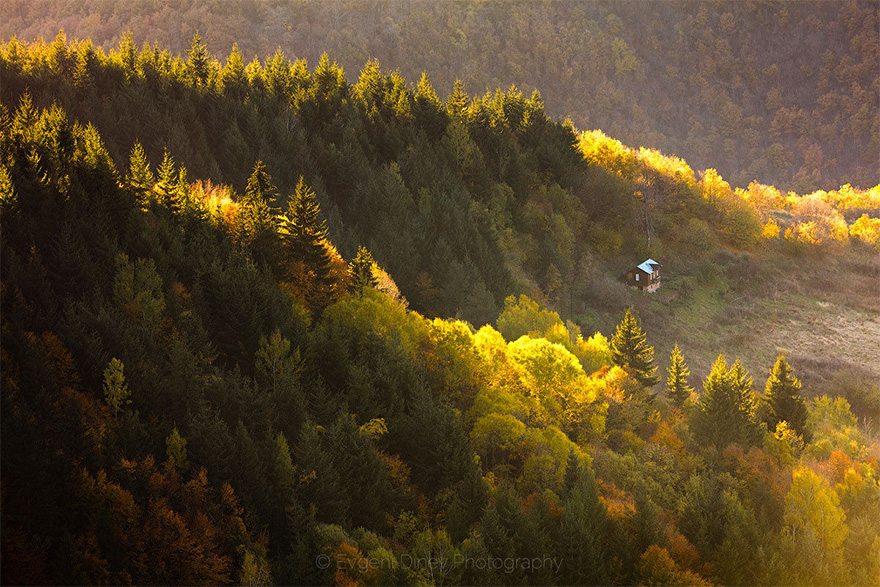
[154,149,176,206]
[240,161,279,268]
[349,245,378,293]
[447,79,470,118]
[764,355,810,441]
[165,426,189,471]
[666,343,693,408]
[244,160,278,210]
[220,43,247,98]
[186,32,211,88]
[280,177,333,287]
[693,356,762,450]
[562,449,580,499]
[102,357,130,422]
[610,309,659,386]
[126,140,154,203]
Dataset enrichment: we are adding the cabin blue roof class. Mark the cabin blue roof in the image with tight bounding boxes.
[636,259,660,273]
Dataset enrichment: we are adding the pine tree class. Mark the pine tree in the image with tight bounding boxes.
[349,245,378,293]
[666,343,693,408]
[693,356,762,450]
[103,357,130,422]
[610,309,659,386]
[764,355,810,441]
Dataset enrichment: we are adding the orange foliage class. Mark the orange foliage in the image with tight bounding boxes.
[597,480,636,521]
[649,421,685,455]
[638,545,714,587]
[280,240,350,309]
[71,458,254,585]
[332,542,375,586]
[817,450,854,485]
[662,525,701,572]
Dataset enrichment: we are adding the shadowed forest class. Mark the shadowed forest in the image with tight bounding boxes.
[1,3,879,586]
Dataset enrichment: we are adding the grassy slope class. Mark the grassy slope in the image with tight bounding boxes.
[572,247,880,414]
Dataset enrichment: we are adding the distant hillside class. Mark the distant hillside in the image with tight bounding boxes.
[2,0,878,193]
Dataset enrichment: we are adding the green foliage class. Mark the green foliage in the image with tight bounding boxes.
[665,343,693,408]
[126,140,154,203]
[693,356,763,450]
[1,31,876,587]
[280,176,334,309]
[349,245,379,292]
[186,32,213,88]
[610,309,659,386]
[112,253,166,332]
[496,294,563,342]
[165,426,190,471]
[102,357,130,420]
[763,355,810,441]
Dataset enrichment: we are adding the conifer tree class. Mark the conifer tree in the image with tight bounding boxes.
[447,79,470,118]
[186,32,211,88]
[165,426,190,471]
[154,149,176,206]
[610,309,659,386]
[693,356,762,450]
[562,450,580,499]
[280,176,333,289]
[117,31,137,77]
[220,43,247,98]
[239,160,279,268]
[126,140,153,204]
[349,245,378,293]
[764,355,810,441]
[103,357,130,422]
[559,467,609,586]
[244,160,278,210]
[666,343,693,408]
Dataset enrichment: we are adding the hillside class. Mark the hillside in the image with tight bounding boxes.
[2,31,880,587]
[2,0,878,193]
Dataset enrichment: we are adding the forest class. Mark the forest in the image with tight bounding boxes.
[1,0,878,194]
[1,17,879,587]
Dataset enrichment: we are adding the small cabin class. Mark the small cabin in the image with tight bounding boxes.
[627,259,661,292]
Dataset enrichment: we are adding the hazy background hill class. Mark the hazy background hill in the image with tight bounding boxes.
[2,0,878,194]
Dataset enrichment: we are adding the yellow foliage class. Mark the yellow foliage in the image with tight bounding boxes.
[784,467,848,552]
[850,214,880,247]
[763,421,803,466]
[190,179,238,225]
[578,130,638,179]
[761,218,781,239]
[358,418,388,440]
